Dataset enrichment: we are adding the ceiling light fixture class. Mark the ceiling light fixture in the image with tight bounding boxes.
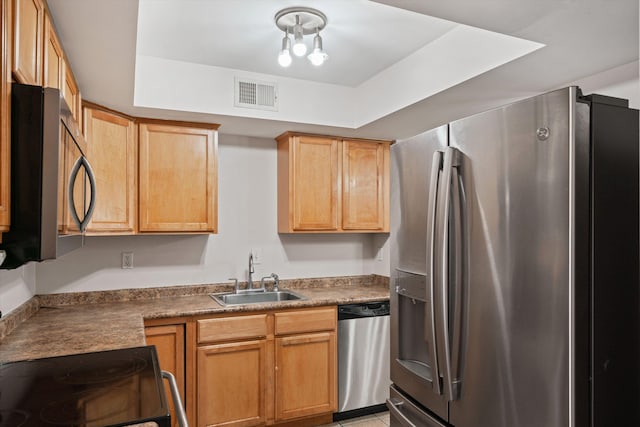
[275,7,328,67]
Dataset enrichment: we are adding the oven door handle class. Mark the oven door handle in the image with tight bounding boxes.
[162,370,188,427]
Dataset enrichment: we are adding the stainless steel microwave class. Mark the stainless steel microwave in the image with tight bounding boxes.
[0,83,96,269]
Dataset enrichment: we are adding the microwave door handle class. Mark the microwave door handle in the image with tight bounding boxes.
[425,150,443,396]
[79,157,97,232]
[68,156,84,231]
[437,147,460,401]
[68,156,97,233]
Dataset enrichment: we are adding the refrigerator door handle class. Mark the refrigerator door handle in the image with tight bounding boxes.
[437,146,460,401]
[425,150,443,395]
[449,161,464,400]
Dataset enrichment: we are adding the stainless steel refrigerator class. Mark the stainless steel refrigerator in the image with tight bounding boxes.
[388,87,639,427]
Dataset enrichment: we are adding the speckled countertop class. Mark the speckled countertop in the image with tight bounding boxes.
[0,276,389,363]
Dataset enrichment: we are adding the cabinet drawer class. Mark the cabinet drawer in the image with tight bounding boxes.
[197,314,268,344]
[275,307,336,335]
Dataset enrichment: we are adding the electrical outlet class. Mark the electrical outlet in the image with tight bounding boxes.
[122,252,134,269]
[251,248,263,264]
[376,248,384,261]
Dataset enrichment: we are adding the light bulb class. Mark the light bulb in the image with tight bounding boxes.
[292,41,307,57]
[307,31,327,66]
[278,50,292,67]
[278,31,292,67]
[292,17,306,57]
[308,49,327,66]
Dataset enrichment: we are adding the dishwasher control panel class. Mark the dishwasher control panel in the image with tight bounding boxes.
[338,302,390,319]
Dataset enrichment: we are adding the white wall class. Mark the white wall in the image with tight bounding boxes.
[35,135,378,294]
[568,61,639,109]
[134,55,356,128]
[0,264,36,315]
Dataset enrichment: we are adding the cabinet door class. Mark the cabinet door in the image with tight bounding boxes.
[0,0,12,231]
[12,0,43,85]
[84,107,136,234]
[43,12,62,89]
[275,332,336,421]
[291,135,339,231]
[342,140,389,231]
[138,123,217,233]
[145,325,186,427]
[197,340,266,427]
[62,57,81,123]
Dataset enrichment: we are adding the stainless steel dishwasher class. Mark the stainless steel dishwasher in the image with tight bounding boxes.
[334,301,391,420]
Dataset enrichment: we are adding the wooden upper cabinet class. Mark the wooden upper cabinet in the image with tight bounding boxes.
[0,0,12,231]
[277,132,390,233]
[83,105,137,234]
[42,11,62,89]
[277,134,340,232]
[12,0,44,85]
[138,122,218,233]
[62,57,81,125]
[342,140,389,231]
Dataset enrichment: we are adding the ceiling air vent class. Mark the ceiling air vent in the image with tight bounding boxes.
[234,77,278,111]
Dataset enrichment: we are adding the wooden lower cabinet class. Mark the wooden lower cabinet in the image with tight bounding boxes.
[197,340,267,427]
[274,332,337,421]
[145,324,186,427]
[195,306,337,427]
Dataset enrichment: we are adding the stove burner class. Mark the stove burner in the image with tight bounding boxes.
[0,409,30,427]
[54,357,147,385]
[39,386,136,425]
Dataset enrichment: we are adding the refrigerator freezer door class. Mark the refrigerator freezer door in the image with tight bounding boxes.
[390,125,448,420]
[448,87,574,427]
[387,385,447,427]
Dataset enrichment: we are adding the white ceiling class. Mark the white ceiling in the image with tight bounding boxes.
[47,0,638,140]
[136,0,458,87]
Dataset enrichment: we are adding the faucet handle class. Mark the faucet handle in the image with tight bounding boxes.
[228,278,239,292]
[271,273,279,291]
[260,275,270,288]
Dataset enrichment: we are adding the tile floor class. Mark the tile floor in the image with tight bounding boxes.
[320,411,390,427]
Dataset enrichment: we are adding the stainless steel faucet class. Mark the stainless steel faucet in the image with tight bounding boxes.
[248,253,255,290]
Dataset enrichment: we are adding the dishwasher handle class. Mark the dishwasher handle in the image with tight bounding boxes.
[162,370,188,427]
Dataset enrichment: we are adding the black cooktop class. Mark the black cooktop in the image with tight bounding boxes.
[0,346,171,427]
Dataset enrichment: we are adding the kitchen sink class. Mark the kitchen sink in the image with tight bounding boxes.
[211,290,306,306]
